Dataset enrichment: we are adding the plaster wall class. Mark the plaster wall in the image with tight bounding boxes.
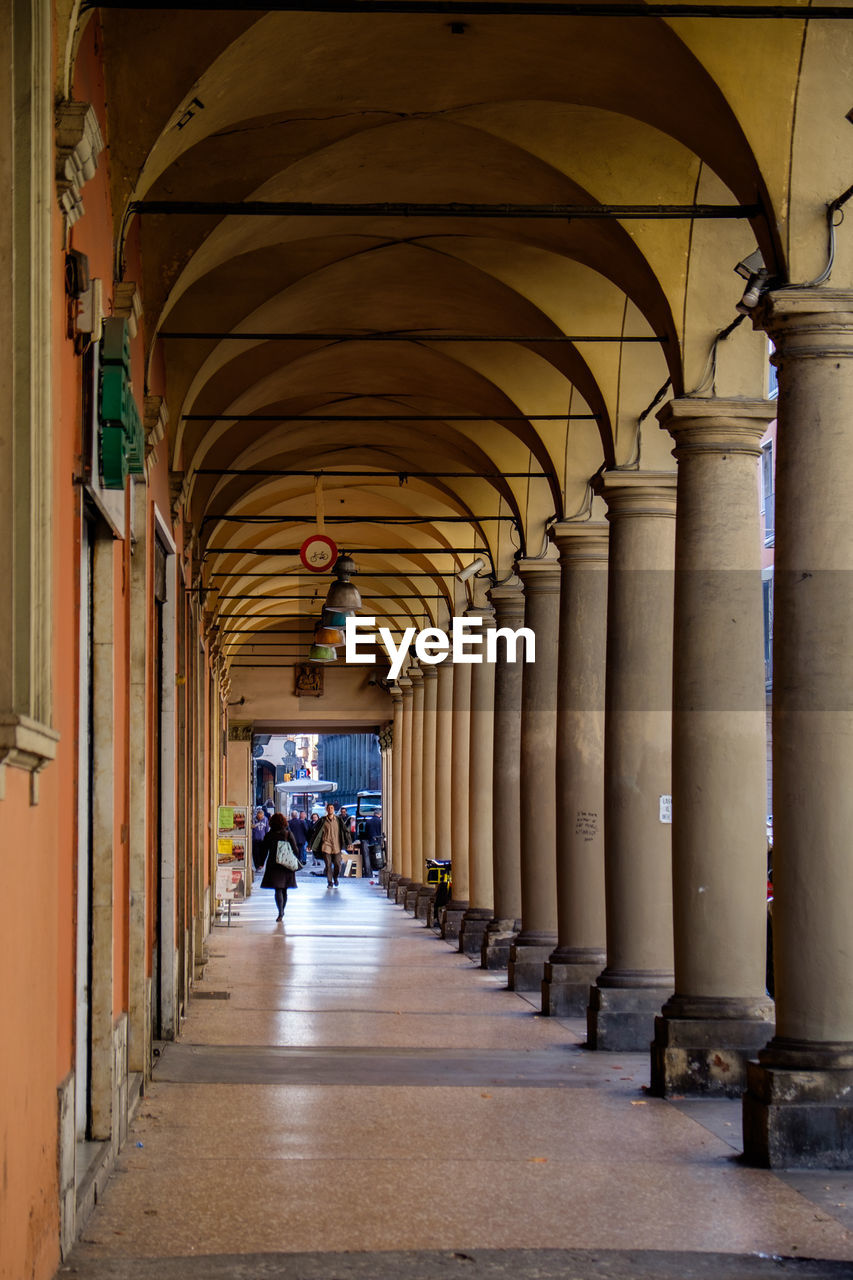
[231,663,393,728]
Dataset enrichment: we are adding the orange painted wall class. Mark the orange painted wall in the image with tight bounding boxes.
[2,12,216,1273]
[0,63,82,1280]
[0,768,61,1280]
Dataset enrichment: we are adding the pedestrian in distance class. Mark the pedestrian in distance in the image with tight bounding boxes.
[251,807,268,871]
[289,810,310,865]
[339,807,355,841]
[259,812,300,921]
[310,803,353,888]
[363,807,383,881]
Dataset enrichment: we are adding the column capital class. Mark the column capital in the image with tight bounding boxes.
[515,556,561,593]
[408,665,423,689]
[591,469,677,520]
[398,675,413,700]
[421,664,439,682]
[754,287,853,353]
[465,604,495,626]
[488,580,525,626]
[549,520,609,565]
[389,683,403,706]
[657,397,775,460]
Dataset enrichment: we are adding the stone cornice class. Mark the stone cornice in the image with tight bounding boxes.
[55,101,104,232]
[144,395,169,471]
[0,714,61,803]
[113,282,143,339]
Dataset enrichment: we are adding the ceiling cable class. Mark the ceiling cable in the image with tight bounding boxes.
[160,330,665,343]
[193,468,547,479]
[181,413,599,422]
[88,1,853,18]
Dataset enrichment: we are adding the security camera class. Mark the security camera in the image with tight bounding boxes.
[367,673,378,687]
[734,249,765,281]
[456,556,486,583]
[734,249,769,314]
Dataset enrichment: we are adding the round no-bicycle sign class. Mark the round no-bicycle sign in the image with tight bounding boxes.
[300,533,338,573]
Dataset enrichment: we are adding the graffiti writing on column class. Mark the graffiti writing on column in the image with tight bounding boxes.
[575,812,599,843]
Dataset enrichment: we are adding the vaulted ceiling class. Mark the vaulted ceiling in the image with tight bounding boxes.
[75,2,841,668]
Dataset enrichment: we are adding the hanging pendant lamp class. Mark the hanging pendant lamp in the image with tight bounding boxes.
[307,644,337,663]
[323,607,354,628]
[324,552,362,612]
[313,624,344,647]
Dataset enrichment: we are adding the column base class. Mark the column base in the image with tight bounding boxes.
[404,883,423,913]
[508,934,556,992]
[480,918,519,970]
[459,907,492,957]
[541,954,605,1017]
[394,877,412,904]
[415,886,436,920]
[743,1039,853,1168]
[379,868,390,889]
[386,873,403,900]
[650,995,774,1097]
[441,899,469,942]
[587,982,672,1051]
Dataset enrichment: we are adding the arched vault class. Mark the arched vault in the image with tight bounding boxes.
[69,1,847,666]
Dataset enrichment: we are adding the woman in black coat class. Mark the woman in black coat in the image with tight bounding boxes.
[259,812,300,921]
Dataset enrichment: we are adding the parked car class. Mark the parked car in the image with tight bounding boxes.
[355,790,382,844]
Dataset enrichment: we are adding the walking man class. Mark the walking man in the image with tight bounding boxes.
[310,803,353,887]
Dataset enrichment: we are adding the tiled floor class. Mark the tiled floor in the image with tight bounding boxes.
[59,876,853,1279]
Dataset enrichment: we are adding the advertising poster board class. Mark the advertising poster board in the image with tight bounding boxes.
[216,804,249,914]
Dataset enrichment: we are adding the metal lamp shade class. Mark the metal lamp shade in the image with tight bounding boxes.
[313,625,344,647]
[324,579,362,611]
[323,608,354,627]
[308,644,337,662]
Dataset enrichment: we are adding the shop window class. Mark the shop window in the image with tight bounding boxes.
[762,570,774,690]
[761,441,775,548]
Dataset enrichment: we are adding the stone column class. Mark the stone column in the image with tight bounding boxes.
[378,726,392,885]
[542,522,609,1016]
[482,582,524,968]
[406,665,425,909]
[443,649,472,941]
[415,666,439,918]
[432,658,454,927]
[508,559,560,991]
[460,607,496,956]
[650,398,775,1096]
[742,290,853,1166]
[587,472,676,1050]
[388,685,403,891]
[396,674,414,891]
